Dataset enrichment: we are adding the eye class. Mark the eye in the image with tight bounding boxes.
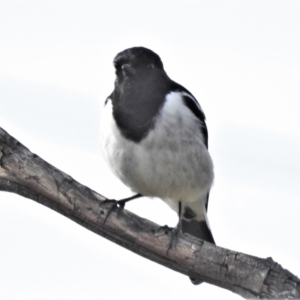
[147,63,155,69]
[121,64,133,76]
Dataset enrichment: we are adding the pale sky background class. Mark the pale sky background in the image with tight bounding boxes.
[1,1,300,299]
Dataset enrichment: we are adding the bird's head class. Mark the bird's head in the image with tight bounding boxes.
[113,47,164,81]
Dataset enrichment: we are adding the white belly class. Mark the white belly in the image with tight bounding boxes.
[100,92,214,212]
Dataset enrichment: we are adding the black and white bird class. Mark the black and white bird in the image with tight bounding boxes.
[100,47,215,247]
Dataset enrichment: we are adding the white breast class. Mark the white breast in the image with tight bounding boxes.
[100,92,214,212]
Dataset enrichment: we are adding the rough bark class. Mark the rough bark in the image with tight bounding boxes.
[0,126,299,299]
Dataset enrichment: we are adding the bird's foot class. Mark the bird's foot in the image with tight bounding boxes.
[101,198,127,209]
[167,226,180,255]
[153,225,178,254]
[156,225,174,235]
[155,224,203,284]
[100,194,143,223]
[100,199,125,223]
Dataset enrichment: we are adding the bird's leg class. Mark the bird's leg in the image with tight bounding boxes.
[166,223,180,254]
[178,201,182,228]
[101,193,143,223]
[166,201,182,254]
[102,193,143,209]
[180,202,204,285]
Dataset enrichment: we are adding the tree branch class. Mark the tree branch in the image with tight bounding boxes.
[0,127,299,299]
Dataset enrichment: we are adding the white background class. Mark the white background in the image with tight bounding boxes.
[1,1,300,299]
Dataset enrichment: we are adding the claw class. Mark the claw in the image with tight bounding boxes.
[156,225,174,236]
[100,194,143,223]
[167,225,180,254]
[100,199,124,223]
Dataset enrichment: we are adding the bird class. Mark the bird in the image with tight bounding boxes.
[100,47,215,282]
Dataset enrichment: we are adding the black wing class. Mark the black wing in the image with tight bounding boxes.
[170,81,208,149]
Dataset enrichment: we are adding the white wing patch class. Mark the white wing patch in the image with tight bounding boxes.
[180,91,205,116]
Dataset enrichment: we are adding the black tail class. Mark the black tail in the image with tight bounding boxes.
[179,201,215,244]
[181,218,215,244]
